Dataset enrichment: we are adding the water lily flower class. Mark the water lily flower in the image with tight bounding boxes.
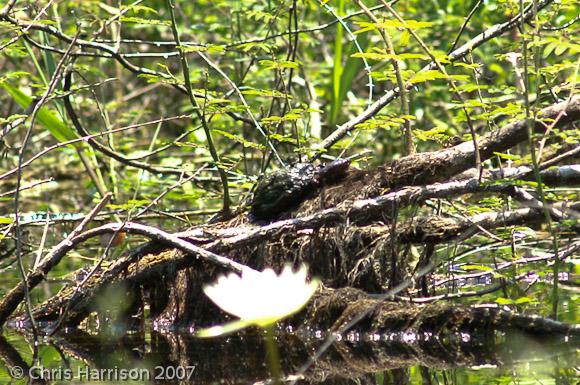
[198,264,319,337]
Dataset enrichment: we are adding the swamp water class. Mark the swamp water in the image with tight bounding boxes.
[0,322,577,384]
[0,232,578,384]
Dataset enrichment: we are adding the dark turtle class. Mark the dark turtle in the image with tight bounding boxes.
[318,158,350,184]
[249,159,350,221]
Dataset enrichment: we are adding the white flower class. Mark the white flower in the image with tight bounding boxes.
[198,264,319,337]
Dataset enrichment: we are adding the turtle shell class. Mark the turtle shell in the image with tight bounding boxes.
[249,163,318,221]
[319,158,350,184]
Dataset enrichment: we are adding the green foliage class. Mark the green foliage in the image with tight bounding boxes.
[259,59,302,71]
[0,2,578,384]
[241,88,292,98]
[352,50,427,62]
[119,16,171,26]
[0,82,77,143]
[354,19,434,33]
[0,0,577,345]
[356,114,416,131]
[413,126,454,143]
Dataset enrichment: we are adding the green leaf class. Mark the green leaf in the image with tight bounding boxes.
[241,88,291,98]
[181,44,225,54]
[493,152,521,161]
[462,264,494,271]
[495,297,515,305]
[543,42,557,57]
[235,42,274,53]
[354,19,433,33]
[0,82,77,143]
[0,217,14,224]
[0,71,29,83]
[352,51,426,61]
[355,115,411,130]
[259,59,301,70]
[119,16,170,26]
[107,200,150,210]
[514,297,537,305]
[261,109,304,125]
[400,30,410,46]
[245,10,276,23]
[409,70,448,84]
[330,0,345,128]
[554,44,568,56]
[268,133,295,143]
[413,126,452,143]
[213,129,263,149]
[0,114,26,125]
[124,4,158,14]
[0,21,21,33]
[457,83,488,92]
[138,73,181,86]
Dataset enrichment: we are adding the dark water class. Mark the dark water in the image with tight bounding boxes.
[0,322,578,384]
[0,232,578,384]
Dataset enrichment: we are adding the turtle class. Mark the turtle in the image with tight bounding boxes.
[249,159,350,222]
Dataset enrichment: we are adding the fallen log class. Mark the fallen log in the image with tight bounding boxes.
[2,96,579,333]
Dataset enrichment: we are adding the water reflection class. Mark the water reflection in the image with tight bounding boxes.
[0,326,577,385]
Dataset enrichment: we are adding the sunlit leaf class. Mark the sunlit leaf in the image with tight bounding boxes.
[0,82,77,143]
[241,88,292,98]
[119,17,170,26]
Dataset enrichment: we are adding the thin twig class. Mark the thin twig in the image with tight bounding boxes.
[0,0,17,16]
[11,24,81,343]
[196,51,285,166]
[315,0,554,153]
[0,114,194,181]
[0,192,112,326]
[165,0,231,214]
[0,0,55,52]
[378,0,481,177]
[517,0,560,319]
[433,242,580,288]
[355,0,413,155]
[0,178,54,197]
[448,0,484,52]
